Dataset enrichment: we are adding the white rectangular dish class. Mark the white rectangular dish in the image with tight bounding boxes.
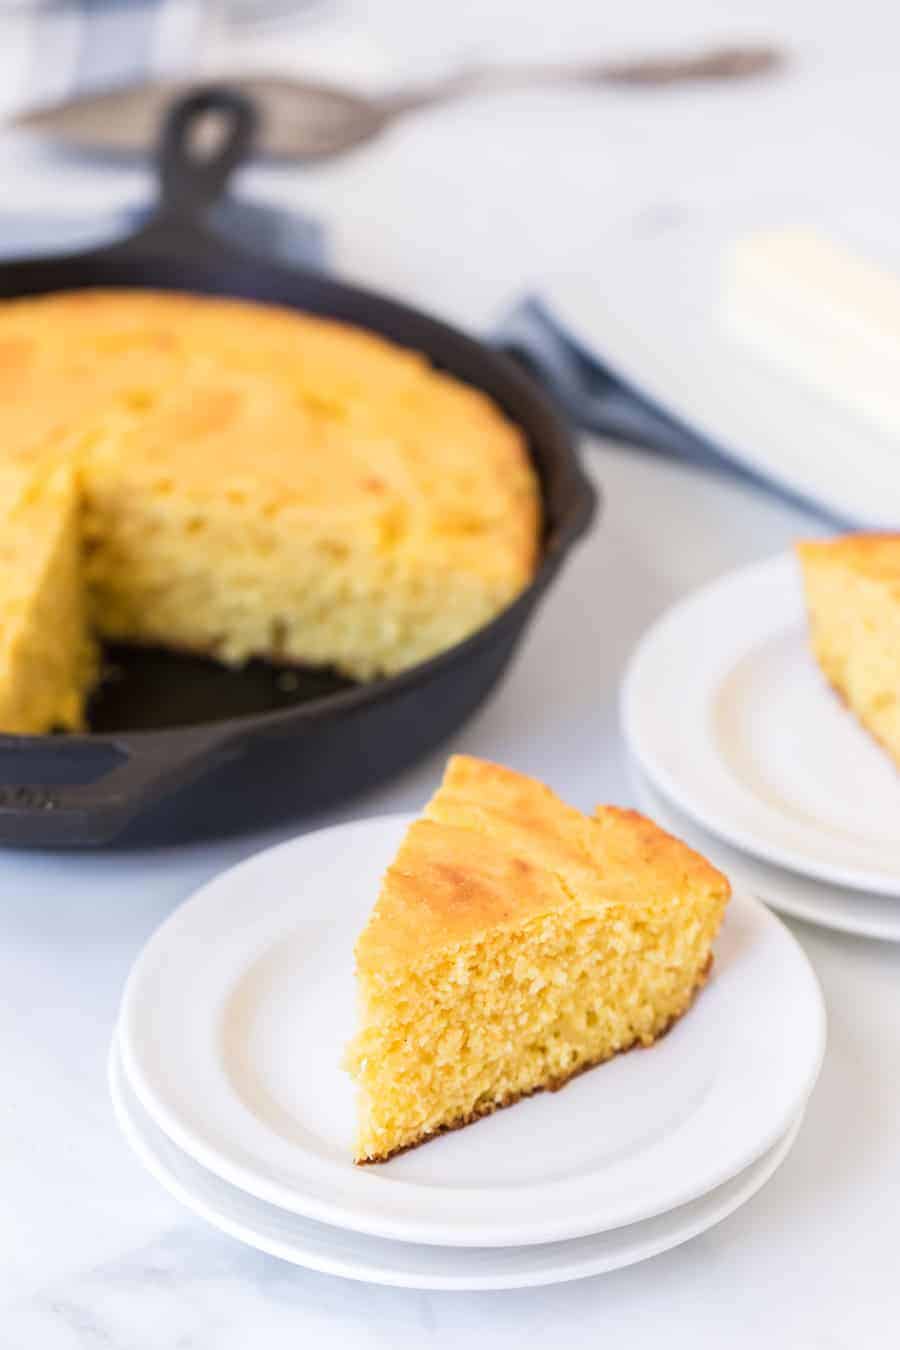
[544,216,900,528]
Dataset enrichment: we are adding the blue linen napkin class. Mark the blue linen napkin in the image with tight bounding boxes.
[495,297,738,474]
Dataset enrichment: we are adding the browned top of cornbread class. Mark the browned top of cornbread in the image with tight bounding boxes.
[355,755,730,973]
[0,288,540,586]
[796,535,900,586]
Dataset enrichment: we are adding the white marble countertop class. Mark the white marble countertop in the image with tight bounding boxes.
[1,2,899,1345]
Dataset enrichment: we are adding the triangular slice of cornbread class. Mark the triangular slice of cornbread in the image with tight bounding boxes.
[797,536,900,767]
[344,756,730,1163]
[0,463,96,733]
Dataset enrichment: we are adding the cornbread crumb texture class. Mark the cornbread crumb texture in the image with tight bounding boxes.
[0,289,540,730]
[346,755,730,1163]
[797,535,900,766]
[0,463,96,734]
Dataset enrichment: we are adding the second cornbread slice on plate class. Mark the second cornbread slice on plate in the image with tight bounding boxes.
[797,534,900,768]
[345,755,730,1164]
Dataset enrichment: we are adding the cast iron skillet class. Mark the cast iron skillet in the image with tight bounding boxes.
[0,88,596,848]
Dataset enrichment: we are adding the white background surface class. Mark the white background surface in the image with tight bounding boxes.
[1,1,899,1345]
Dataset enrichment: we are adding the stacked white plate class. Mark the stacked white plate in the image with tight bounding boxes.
[112,813,825,1289]
[623,552,900,943]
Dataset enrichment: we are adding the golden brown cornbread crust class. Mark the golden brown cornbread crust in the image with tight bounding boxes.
[355,953,713,1164]
[797,532,900,573]
[356,756,729,975]
[797,534,900,618]
[0,288,540,694]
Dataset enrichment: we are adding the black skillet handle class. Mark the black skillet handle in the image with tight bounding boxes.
[158,86,258,217]
[0,725,238,847]
[116,86,259,258]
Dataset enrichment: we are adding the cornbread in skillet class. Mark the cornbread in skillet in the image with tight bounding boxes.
[0,463,96,733]
[344,755,730,1164]
[797,535,900,767]
[0,288,540,719]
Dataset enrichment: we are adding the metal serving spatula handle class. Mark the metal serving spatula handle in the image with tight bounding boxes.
[383,44,783,114]
[14,43,783,162]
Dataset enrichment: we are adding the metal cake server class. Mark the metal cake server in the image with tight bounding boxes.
[13,44,782,162]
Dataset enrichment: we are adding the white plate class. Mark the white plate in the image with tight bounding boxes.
[631,766,900,944]
[544,218,900,528]
[110,1043,805,1291]
[623,553,900,895]
[117,813,824,1248]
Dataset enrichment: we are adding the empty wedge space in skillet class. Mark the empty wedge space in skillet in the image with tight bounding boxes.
[345,755,731,1163]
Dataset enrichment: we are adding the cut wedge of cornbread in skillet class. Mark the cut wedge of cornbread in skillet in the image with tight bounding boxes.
[0,289,540,695]
[797,535,900,767]
[344,755,731,1164]
[0,462,96,733]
